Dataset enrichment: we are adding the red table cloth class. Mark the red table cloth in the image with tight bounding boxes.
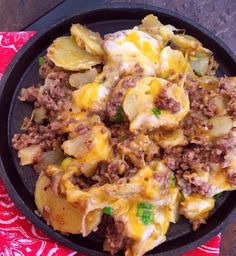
[0,31,221,256]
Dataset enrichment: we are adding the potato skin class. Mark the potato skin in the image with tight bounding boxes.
[35,174,83,234]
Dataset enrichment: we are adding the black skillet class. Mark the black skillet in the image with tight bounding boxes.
[0,3,236,256]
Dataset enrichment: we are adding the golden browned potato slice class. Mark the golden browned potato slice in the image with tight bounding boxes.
[47,36,101,71]
[18,145,42,166]
[158,129,187,148]
[180,194,215,230]
[35,174,83,234]
[71,23,104,56]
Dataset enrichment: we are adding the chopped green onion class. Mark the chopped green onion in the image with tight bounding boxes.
[103,206,113,215]
[138,202,154,210]
[112,106,125,123]
[164,75,169,80]
[38,57,44,66]
[141,216,151,225]
[137,202,154,225]
[214,192,223,199]
[169,175,176,187]
[152,107,161,116]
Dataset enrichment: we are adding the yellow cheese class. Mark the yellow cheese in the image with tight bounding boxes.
[123,76,190,132]
[125,31,160,63]
[73,82,101,110]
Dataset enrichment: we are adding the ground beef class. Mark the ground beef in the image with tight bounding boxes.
[19,86,39,102]
[184,76,200,94]
[164,132,236,196]
[217,77,236,98]
[175,171,193,195]
[163,146,184,171]
[117,135,160,168]
[227,168,236,187]
[227,98,236,118]
[19,72,72,116]
[153,172,170,193]
[92,159,129,185]
[39,56,69,81]
[98,215,133,255]
[12,121,65,151]
[165,133,236,173]
[182,111,212,145]
[189,87,217,118]
[215,77,236,118]
[106,75,141,119]
[155,88,181,113]
[176,169,210,197]
[109,123,131,144]
[74,124,91,134]
[70,174,96,189]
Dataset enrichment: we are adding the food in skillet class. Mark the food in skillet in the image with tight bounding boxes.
[12,14,236,256]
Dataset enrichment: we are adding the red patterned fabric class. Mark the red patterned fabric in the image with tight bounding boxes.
[0,32,220,255]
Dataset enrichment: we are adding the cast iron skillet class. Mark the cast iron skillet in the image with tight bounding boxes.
[0,3,236,256]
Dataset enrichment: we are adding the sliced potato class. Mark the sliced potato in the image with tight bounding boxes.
[69,68,98,88]
[47,36,101,71]
[211,95,227,115]
[18,145,42,166]
[171,34,202,52]
[33,106,48,124]
[208,116,233,138]
[61,124,112,176]
[34,149,64,173]
[180,194,215,230]
[123,76,156,122]
[207,164,233,196]
[139,14,163,31]
[123,76,190,132]
[35,174,84,234]
[189,51,211,77]
[198,76,218,91]
[139,14,175,42]
[159,46,189,79]
[71,23,104,56]
[158,129,187,148]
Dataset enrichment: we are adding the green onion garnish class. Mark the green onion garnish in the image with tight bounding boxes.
[103,206,113,215]
[152,107,161,116]
[214,192,223,199]
[137,202,154,225]
[112,106,125,123]
[38,56,44,66]
[169,175,176,187]
[138,202,154,210]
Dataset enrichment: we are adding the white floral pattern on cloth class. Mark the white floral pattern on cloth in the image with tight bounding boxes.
[0,31,221,256]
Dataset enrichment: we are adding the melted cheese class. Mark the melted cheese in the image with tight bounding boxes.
[62,124,111,161]
[103,30,162,76]
[123,76,190,132]
[73,82,109,112]
[61,123,112,177]
[61,164,180,256]
[159,46,189,79]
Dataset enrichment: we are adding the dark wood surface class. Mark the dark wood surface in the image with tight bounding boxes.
[0,0,235,255]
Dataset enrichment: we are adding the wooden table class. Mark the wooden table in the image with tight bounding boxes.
[0,0,235,255]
